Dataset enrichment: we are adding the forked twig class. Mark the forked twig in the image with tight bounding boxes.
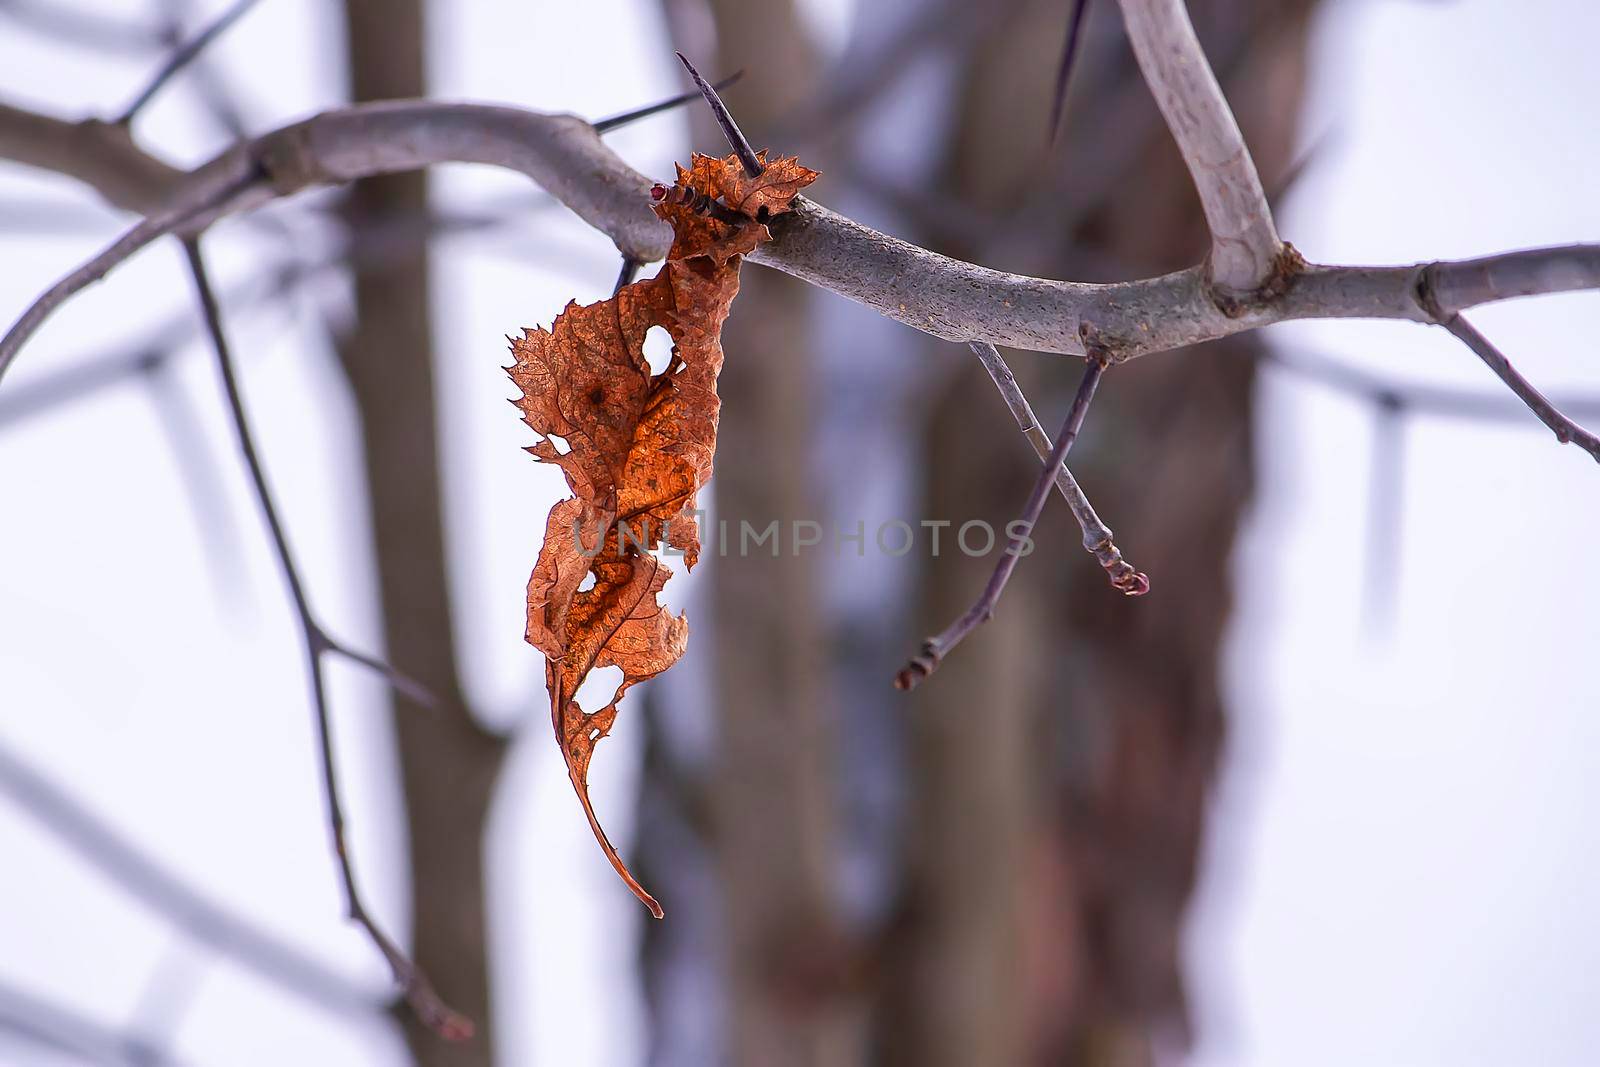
[969,342,1148,595]
[1417,267,1600,463]
[179,237,469,1041]
[897,354,1110,690]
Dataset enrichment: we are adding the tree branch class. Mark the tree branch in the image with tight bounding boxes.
[968,342,1148,594]
[897,354,1110,690]
[0,103,184,213]
[1430,306,1600,463]
[179,237,469,1040]
[1115,0,1282,293]
[0,740,375,1016]
[0,973,183,1067]
[1,100,1597,438]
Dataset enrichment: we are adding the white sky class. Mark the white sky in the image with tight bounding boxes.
[0,1,1596,1066]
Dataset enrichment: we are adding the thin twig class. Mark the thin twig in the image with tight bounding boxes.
[1049,0,1092,142]
[676,52,764,177]
[179,237,468,1041]
[897,354,1110,690]
[0,167,260,386]
[592,70,745,133]
[115,0,262,126]
[1416,270,1600,463]
[0,261,311,429]
[969,342,1148,594]
[1440,315,1600,463]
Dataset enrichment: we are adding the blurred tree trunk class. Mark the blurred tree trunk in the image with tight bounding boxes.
[647,3,859,1065]
[338,3,506,1065]
[880,2,1317,1065]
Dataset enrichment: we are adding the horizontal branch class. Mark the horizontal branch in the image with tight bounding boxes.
[1,98,1598,377]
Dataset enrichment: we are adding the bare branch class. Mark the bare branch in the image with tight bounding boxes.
[968,342,1148,594]
[2,99,1598,438]
[1413,263,1600,462]
[0,973,182,1067]
[115,0,263,126]
[0,741,373,1015]
[897,354,1110,690]
[0,103,184,213]
[179,237,469,1040]
[1432,309,1600,463]
[0,165,261,384]
[1115,0,1282,292]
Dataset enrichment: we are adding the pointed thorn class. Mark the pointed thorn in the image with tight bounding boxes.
[1049,0,1092,145]
[676,52,765,177]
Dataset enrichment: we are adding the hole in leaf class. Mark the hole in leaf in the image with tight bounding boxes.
[643,325,674,376]
[573,664,624,715]
[577,572,596,592]
[547,433,571,456]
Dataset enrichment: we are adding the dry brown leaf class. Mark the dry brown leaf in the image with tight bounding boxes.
[508,151,818,917]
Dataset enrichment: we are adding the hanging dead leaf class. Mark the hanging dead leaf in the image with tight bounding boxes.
[508,151,818,917]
